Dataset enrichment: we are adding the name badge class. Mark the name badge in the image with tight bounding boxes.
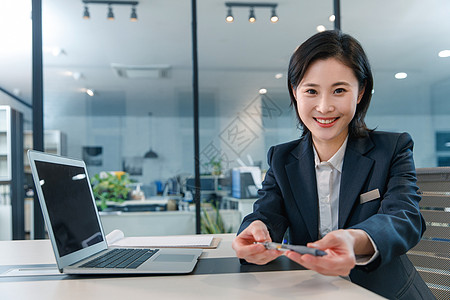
[360,189,380,204]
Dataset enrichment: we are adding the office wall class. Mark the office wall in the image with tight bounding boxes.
[45,115,192,184]
[44,108,441,185]
[43,67,450,181]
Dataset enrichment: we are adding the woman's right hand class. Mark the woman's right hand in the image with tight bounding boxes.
[232,220,282,265]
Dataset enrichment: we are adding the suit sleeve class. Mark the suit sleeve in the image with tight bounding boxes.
[350,132,425,271]
[237,146,289,242]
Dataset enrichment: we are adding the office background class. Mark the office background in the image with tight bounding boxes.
[0,0,450,237]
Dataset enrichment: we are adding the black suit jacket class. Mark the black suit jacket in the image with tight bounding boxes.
[238,131,435,299]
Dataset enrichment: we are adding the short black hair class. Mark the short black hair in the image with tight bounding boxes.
[287,30,374,137]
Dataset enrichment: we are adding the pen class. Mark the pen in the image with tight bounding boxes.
[257,242,327,257]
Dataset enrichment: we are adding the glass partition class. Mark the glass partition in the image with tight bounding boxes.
[197,1,334,233]
[41,0,195,236]
[1,0,449,239]
[0,1,32,240]
[341,0,450,168]
[197,0,450,233]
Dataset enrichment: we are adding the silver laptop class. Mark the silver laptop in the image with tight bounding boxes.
[28,150,202,274]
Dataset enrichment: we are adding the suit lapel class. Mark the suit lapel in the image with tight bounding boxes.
[339,134,375,228]
[286,134,319,241]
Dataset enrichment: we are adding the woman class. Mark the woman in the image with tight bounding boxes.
[232,31,435,300]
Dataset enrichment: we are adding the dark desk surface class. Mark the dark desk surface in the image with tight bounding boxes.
[0,235,384,299]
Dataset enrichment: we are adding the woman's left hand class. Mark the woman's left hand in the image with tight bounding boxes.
[284,229,357,276]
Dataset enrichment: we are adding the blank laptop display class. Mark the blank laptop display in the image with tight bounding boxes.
[28,150,202,274]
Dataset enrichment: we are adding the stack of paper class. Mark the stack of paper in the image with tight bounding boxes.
[106,229,216,248]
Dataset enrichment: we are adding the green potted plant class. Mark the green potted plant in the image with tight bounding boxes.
[91,171,132,210]
[201,203,233,234]
[203,157,223,176]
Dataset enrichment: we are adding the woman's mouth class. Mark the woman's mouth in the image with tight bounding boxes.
[314,117,339,127]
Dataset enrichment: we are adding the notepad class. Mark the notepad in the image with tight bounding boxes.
[106,229,219,249]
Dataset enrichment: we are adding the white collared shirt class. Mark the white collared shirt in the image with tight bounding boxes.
[313,137,347,239]
[313,136,379,265]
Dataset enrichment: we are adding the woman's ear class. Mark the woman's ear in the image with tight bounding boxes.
[292,85,298,100]
[357,84,365,104]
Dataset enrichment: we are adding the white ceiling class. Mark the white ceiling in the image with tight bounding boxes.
[1,0,450,118]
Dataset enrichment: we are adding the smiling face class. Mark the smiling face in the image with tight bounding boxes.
[293,58,364,153]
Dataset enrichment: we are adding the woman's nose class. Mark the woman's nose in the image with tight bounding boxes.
[315,96,335,113]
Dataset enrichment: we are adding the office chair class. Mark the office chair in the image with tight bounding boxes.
[407,167,450,300]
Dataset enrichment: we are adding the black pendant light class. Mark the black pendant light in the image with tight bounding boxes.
[144,112,158,159]
[144,149,158,159]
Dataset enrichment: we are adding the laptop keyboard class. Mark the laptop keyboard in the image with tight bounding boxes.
[79,248,159,269]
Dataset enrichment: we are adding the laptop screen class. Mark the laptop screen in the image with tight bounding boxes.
[35,160,104,257]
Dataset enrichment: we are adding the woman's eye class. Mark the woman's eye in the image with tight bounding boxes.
[305,89,317,95]
[334,88,346,94]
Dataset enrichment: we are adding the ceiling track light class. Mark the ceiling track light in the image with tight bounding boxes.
[270,8,278,23]
[130,6,137,21]
[225,2,278,24]
[248,7,256,23]
[83,6,90,19]
[225,7,234,23]
[107,5,114,20]
[81,1,139,22]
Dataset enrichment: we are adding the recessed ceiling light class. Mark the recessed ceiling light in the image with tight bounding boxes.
[86,89,95,96]
[72,72,82,80]
[329,15,335,22]
[438,50,450,58]
[316,25,326,32]
[259,88,267,94]
[394,72,407,79]
[275,73,283,79]
[371,89,375,94]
